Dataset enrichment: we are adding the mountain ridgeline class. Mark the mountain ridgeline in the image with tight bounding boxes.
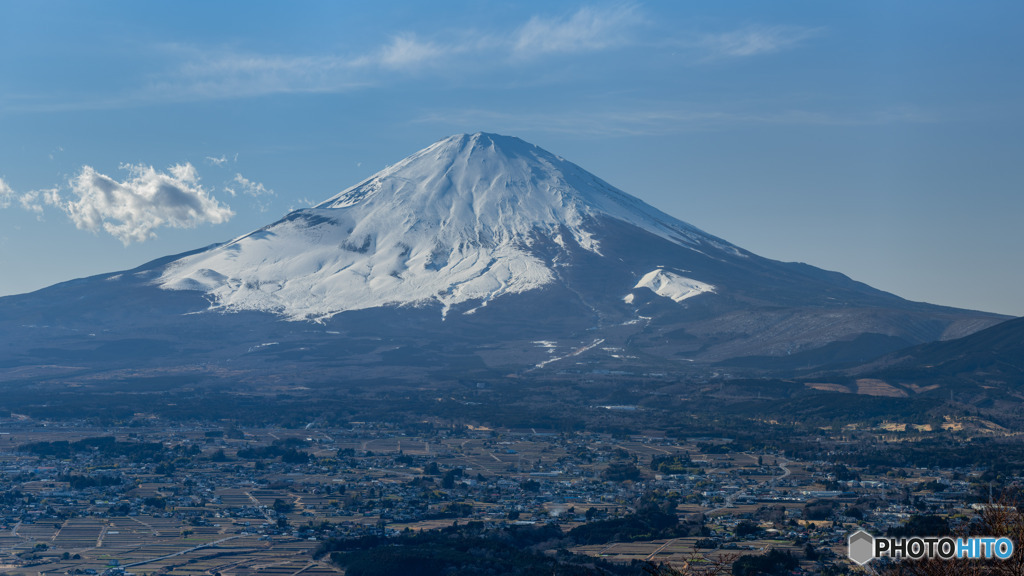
[0,133,1007,387]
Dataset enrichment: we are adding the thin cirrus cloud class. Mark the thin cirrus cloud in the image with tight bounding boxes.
[139,5,645,103]
[512,4,644,57]
[692,25,822,61]
[11,6,818,110]
[370,34,449,69]
[415,104,933,136]
[60,163,234,245]
[148,32,456,102]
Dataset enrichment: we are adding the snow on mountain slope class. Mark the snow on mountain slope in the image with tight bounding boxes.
[630,269,715,303]
[1,132,1010,382]
[159,133,726,321]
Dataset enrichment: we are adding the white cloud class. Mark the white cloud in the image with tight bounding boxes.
[18,188,60,217]
[139,44,363,102]
[11,6,823,111]
[160,33,457,101]
[133,5,644,102]
[0,178,13,209]
[205,155,228,166]
[0,178,58,218]
[375,34,448,69]
[61,163,233,245]
[3,8,824,113]
[227,173,274,198]
[695,25,821,60]
[513,4,643,57]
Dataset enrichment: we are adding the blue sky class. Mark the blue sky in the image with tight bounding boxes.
[1,1,1022,315]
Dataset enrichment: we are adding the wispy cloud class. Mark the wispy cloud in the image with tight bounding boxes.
[227,173,274,198]
[18,187,60,217]
[373,34,450,69]
[0,178,13,209]
[693,25,822,61]
[4,6,817,111]
[416,104,935,136]
[147,32,466,101]
[513,4,644,57]
[89,5,646,105]
[142,47,361,102]
[60,163,233,245]
[0,177,59,219]
[205,155,228,166]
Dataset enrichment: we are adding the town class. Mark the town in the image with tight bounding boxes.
[0,406,1015,576]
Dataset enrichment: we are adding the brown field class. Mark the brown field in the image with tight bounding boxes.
[804,382,852,393]
[855,379,908,397]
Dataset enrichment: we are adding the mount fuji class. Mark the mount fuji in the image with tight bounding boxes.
[0,133,1006,386]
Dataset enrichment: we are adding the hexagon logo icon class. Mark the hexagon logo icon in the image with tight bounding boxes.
[848,530,875,565]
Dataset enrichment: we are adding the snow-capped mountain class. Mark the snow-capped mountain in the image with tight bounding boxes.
[159,133,737,321]
[0,133,1007,384]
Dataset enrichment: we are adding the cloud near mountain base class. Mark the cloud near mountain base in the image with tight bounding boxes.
[62,163,233,245]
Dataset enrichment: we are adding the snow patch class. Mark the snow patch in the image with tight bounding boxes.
[246,342,279,353]
[533,338,604,370]
[533,341,558,356]
[634,269,715,303]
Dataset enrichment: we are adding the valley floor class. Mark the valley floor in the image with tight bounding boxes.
[0,412,1014,576]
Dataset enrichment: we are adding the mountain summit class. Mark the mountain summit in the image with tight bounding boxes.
[160,133,735,321]
[0,133,1007,383]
